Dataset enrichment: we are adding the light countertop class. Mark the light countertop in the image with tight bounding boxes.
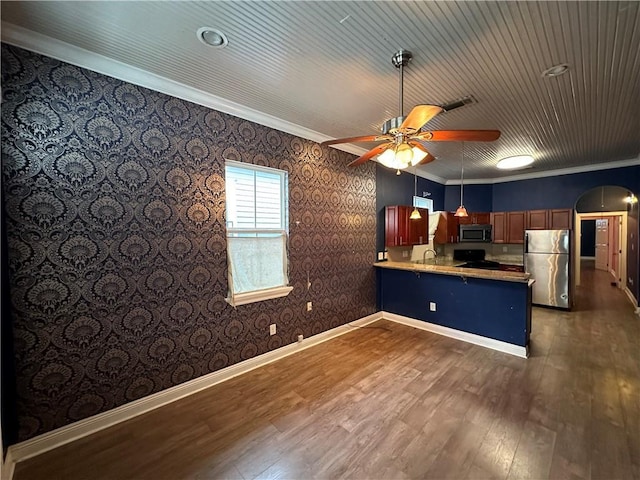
[374,260,532,284]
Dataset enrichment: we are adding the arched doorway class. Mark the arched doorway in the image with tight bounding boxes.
[574,186,634,295]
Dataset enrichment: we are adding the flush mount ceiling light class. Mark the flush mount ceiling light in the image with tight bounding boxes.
[541,63,569,78]
[197,27,228,48]
[497,155,534,170]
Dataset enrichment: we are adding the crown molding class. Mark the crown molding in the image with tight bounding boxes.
[0,22,364,158]
[3,22,638,186]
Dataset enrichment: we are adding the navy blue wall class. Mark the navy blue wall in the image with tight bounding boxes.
[581,220,596,257]
[491,166,640,211]
[444,183,493,213]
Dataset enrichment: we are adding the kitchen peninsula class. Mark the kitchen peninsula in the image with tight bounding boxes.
[375,260,533,357]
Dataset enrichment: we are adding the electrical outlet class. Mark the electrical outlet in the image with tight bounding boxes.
[429,302,437,312]
[306,301,313,312]
[377,251,384,261]
[502,246,508,253]
[269,324,276,335]
[298,334,304,342]
[402,250,409,258]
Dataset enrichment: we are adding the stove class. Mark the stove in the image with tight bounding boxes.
[453,249,502,270]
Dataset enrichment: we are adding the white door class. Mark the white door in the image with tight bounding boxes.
[595,219,609,271]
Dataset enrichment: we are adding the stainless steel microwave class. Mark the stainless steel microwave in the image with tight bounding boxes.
[459,224,492,243]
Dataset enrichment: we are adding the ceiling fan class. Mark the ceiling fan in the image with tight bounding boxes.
[320,50,501,170]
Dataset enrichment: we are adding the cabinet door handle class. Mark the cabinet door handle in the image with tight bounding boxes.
[400,236,403,245]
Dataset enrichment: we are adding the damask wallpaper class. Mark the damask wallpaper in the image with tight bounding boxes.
[1,44,377,442]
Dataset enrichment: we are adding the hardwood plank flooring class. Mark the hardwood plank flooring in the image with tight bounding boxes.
[14,262,640,479]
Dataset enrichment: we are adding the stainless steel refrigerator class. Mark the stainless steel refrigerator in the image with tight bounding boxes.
[524,229,572,309]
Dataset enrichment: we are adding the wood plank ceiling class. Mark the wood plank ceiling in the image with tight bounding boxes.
[1,1,639,182]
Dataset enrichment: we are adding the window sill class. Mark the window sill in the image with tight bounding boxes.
[226,285,293,307]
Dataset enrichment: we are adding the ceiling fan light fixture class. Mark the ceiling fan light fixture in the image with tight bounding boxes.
[497,155,534,170]
[377,143,413,170]
[410,147,429,166]
[395,143,414,165]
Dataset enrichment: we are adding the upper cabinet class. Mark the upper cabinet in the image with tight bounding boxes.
[457,212,491,225]
[490,212,507,243]
[507,211,526,244]
[435,211,460,244]
[526,210,548,230]
[491,211,525,243]
[492,208,573,244]
[526,208,573,230]
[549,209,573,229]
[385,205,429,247]
[427,208,574,245]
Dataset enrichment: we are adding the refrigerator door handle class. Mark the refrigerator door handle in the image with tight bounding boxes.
[524,233,529,253]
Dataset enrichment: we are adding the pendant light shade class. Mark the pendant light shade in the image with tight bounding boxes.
[454,205,469,217]
[454,143,469,217]
[410,168,422,220]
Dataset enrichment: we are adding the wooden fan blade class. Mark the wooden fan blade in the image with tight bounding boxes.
[349,143,393,167]
[320,134,391,146]
[400,105,444,131]
[414,130,501,142]
[409,142,436,165]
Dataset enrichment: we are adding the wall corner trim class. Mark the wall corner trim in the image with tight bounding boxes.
[5,312,383,467]
[1,449,15,480]
[624,287,639,314]
[381,311,529,358]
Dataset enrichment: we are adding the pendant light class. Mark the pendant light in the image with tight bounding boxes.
[410,168,422,220]
[454,143,469,217]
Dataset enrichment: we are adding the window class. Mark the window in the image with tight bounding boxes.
[225,160,292,306]
[413,195,433,212]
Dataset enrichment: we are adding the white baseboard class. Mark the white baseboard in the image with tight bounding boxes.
[1,450,15,480]
[6,312,383,467]
[5,309,529,473]
[381,311,529,358]
[624,287,640,315]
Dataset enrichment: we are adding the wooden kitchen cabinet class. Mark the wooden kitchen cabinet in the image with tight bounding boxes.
[457,212,491,225]
[433,211,454,244]
[526,208,573,230]
[385,205,429,247]
[526,210,548,230]
[491,212,507,243]
[549,209,573,229]
[507,211,526,244]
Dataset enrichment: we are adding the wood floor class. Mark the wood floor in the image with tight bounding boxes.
[14,262,640,480]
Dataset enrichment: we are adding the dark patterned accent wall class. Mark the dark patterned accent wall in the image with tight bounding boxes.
[1,44,377,441]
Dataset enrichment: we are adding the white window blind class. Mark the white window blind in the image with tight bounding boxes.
[225,160,291,306]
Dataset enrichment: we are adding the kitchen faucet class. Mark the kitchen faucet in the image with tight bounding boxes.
[422,248,437,263]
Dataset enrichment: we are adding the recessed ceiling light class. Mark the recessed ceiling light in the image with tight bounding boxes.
[541,63,569,78]
[497,155,534,170]
[197,27,228,48]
